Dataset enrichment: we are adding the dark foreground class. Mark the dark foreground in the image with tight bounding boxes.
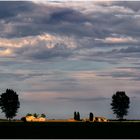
[0,121,140,139]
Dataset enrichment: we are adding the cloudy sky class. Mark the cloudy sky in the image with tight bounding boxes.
[0,0,140,119]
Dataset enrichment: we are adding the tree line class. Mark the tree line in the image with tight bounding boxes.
[0,89,130,121]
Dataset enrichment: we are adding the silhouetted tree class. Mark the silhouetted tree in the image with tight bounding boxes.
[74,111,80,121]
[77,112,80,121]
[33,113,39,118]
[111,91,130,120]
[26,113,32,116]
[41,113,46,118]
[74,111,77,120]
[0,89,20,120]
[21,117,26,122]
[89,112,94,121]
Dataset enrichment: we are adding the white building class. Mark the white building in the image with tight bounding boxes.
[25,116,46,122]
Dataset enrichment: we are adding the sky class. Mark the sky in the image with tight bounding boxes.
[0,1,140,119]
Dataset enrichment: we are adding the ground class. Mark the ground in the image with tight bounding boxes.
[0,121,140,138]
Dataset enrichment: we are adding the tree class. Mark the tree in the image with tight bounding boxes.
[74,111,77,120]
[111,91,130,120]
[74,111,80,121]
[89,112,94,121]
[26,113,32,116]
[21,117,27,122]
[77,112,80,121]
[41,113,46,118]
[0,89,20,120]
[33,113,39,118]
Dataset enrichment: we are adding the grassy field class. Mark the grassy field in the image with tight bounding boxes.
[0,121,140,138]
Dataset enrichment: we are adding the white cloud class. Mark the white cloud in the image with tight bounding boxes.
[95,36,137,44]
[0,33,78,59]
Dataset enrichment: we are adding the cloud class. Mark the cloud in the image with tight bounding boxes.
[0,1,136,39]
[49,8,88,24]
[13,38,74,60]
[0,33,77,60]
[113,1,140,12]
[118,46,140,53]
[99,36,137,44]
[0,2,140,89]
[0,71,49,83]
[0,1,140,53]
[97,66,140,81]
[1,33,139,63]
[57,96,109,102]
[0,1,93,38]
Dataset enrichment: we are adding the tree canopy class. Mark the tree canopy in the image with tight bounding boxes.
[0,89,20,120]
[74,111,80,121]
[89,112,94,121]
[111,91,130,120]
[41,113,46,118]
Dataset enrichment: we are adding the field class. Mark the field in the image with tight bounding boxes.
[0,121,140,138]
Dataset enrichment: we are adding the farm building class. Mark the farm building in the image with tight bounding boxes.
[94,117,109,122]
[25,116,46,122]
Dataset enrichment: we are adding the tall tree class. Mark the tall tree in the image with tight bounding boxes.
[77,112,80,121]
[89,112,94,121]
[0,89,20,120]
[111,91,130,120]
[33,113,39,118]
[74,111,77,120]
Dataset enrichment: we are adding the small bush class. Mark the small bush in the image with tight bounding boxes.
[21,117,26,122]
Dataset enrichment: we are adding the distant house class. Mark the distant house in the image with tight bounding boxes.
[82,118,90,122]
[94,117,108,122]
[36,117,46,122]
[82,117,109,122]
[25,116,46,122]
[26,116,36,122]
